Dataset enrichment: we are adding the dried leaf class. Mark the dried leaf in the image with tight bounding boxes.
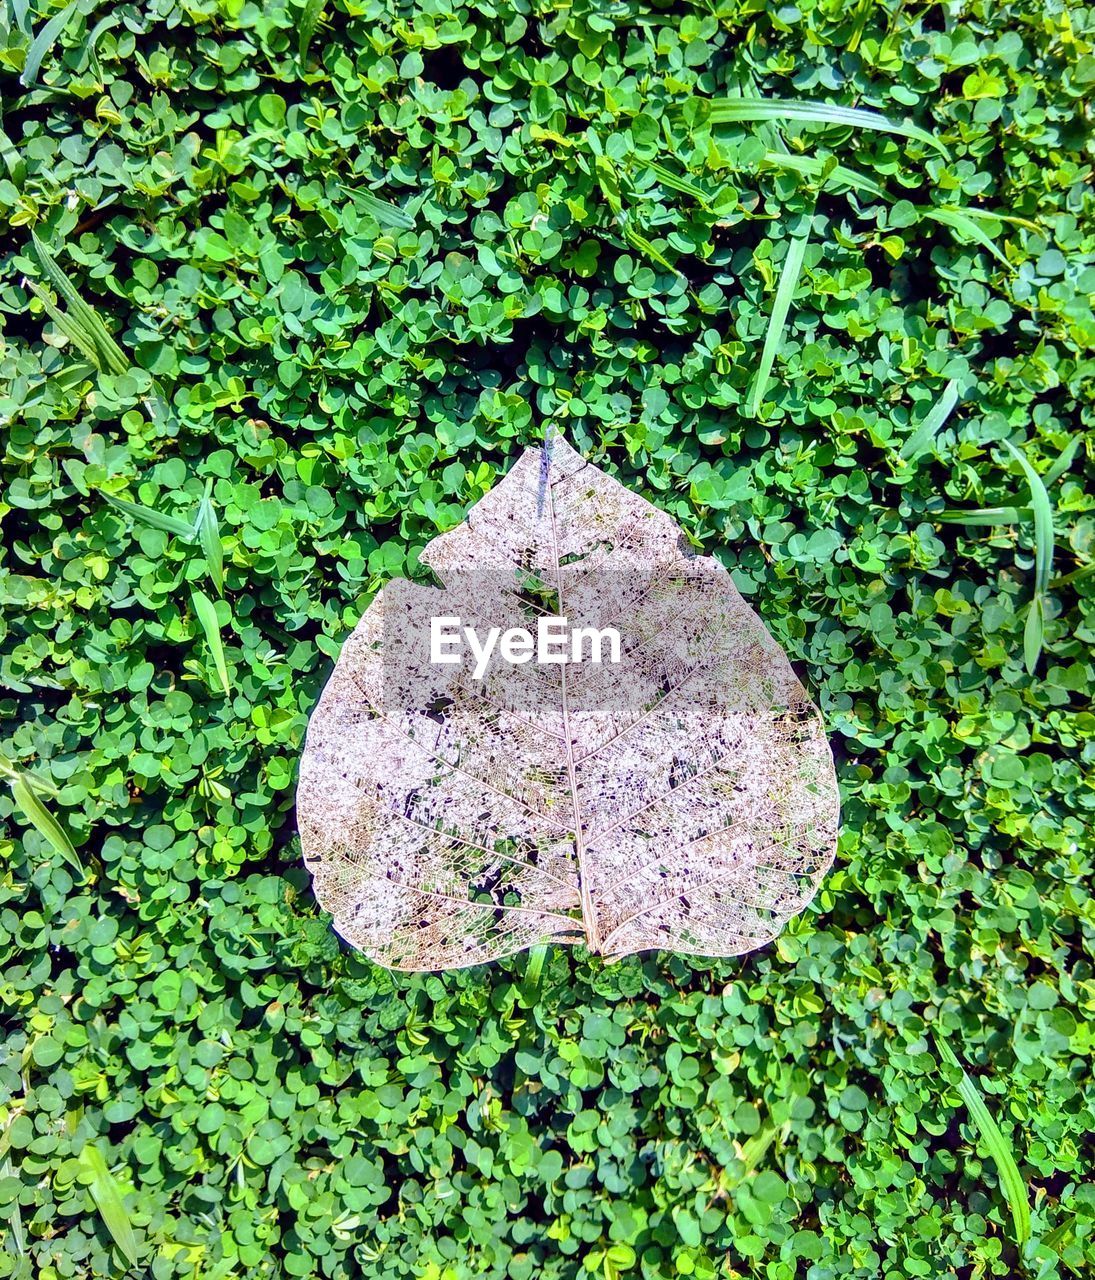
[298,438,838,971]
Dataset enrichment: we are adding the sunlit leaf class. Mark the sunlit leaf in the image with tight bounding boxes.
[900,379,960,461]
[77,1144,139,1266]
[9,775,82,876]
[747,229,811,418]
[192,589,231,695]
[934,1034,1031,1246]
[702,97,947,154]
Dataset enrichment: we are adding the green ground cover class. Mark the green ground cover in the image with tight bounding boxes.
[1,0,1093,1277]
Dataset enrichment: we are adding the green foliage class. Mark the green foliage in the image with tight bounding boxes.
[0,1,1093,1279]
[76,1143,140,1268]
[934,1034,1032,1248]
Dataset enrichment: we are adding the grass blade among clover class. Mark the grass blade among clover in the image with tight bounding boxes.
[103,492,197,539]
[702,97,947,155]
[747,227,811,419]
[77,1144,140,1267]
[30,234,129,375]
[20,0,80,86]
[196,484,225,595]
[900,379,960,462]
[934,1033,1031,1247]
[192,589,231,695]
[9,775,83,878]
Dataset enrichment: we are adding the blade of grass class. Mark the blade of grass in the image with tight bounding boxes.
[524,944,547,987]
[24,278,102,366]
[747,228,810,418]
[0,1157,24,1258]
[622,221,681,276]
[738,1118,778,1173]
[1050,562,1094,590]
[1023,594,1044,675]
[31,233,130,375]
[192,589,231,695]
[78,1144,139,1267]
[9,775,83,877]
[593,155,624,216]
[937,506,1032,525]
[11,0,32,35]
[298,0,325,60]
[1043,436,1081,488]
[727,66,784,154]
[595,158,683,277]
[196,486,224,595]
[933,1033,1031,1246]
[899,379,960,461]
[645,160,711,208]
[956,206,1040,234]
[703,97,947,155]
[921,207,1010,269]
[1004,441,1054,595]
[1043,1215,1082,1275]
[1005,441,1054,674]
[722,1114,779,1190]
[337,183,414,231]
[0,750,59,797]
[20,0,80,87]
[759,151,885,200]
[103,492,196,538]
[0,125,26,185]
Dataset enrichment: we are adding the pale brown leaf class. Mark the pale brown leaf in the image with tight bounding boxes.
[297,437,839,970]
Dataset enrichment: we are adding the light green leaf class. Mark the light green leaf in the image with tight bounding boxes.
[77,1144,139,1266]
[759,151,885,200]
[338,184,414,230]
[900,379,960,461]
[937,506,1032,526]
[196,489,224,595]
[934,1034,1031,1246]
[103,492,197,538]
[30,234,130,375]
[20,0,81,87]
[10,776,82,876]
[703,97,947,155]
[298,0,325,61]
[921,207,1011,268]
[1004,440,1054,596]
[192,589,231,695]
[747,228,810,419]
